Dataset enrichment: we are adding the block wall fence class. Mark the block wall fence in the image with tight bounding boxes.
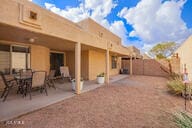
[122,57,180,77]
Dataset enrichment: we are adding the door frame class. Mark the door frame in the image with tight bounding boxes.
[50,50,66,66]
[50,51,66,76]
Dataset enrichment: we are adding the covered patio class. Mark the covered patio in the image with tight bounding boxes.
[0,75,127,121]
[0,21,128,94]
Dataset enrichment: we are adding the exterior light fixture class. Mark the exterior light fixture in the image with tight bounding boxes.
[29,38,35,43]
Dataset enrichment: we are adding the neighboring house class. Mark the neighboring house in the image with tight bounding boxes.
[0,0,140,93]
[175,35,192,80]
[121,46,142,75]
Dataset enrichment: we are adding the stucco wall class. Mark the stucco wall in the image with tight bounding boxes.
[77,18,131,55]
[109,56,121,76]
[30,45,50,73]
[88,50,121,80]
[66,51,75,78]
[78,18,121,45]
[176,36,192,80]
[66,50,121,80]
[88,50,106,80]
[66,51,89,80]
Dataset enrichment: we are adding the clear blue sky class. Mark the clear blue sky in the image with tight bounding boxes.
[31,0,192,52]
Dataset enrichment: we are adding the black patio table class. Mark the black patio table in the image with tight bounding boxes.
[14,75,32,96]
[14,75,32,81]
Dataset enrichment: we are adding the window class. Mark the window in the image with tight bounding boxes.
[12,46,30,74]
[112,56,117,69]
[0,44,11,74]
[0,44,31,74]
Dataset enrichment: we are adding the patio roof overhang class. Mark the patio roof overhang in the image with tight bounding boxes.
[0,23,115,53]
[0,23,76,51]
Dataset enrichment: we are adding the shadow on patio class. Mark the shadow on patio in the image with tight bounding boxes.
[0,75,128,122]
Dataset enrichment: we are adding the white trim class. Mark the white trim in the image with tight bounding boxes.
[11,44,29,48]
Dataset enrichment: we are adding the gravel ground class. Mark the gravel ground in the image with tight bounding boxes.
[1,75,191,128]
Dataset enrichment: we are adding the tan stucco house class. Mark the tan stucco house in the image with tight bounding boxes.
[175,35,192,80]
[0,0,140,94]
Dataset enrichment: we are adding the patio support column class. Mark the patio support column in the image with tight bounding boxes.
[75,42,81,94]
[130,55,133,75]
[105,48,110,85]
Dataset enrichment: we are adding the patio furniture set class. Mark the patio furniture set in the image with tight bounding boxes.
[0,66,71,102]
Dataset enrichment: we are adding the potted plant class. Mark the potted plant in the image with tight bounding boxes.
[71,78,84,91]
[97,72,105,84]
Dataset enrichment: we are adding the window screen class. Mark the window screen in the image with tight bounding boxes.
[0,44,10,74]
[12,46,30,73]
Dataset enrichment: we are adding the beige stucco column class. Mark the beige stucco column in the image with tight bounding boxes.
[75,42,81,94]
[105,48,110,85]
[130,55,133,75]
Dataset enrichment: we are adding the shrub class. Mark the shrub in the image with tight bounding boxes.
[71,78,84,82]
[167,79,185,95]
[173,112,192,128]
[170,73,183,81]
[97,72,104,77]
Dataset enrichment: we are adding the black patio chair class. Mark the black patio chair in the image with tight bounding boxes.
[17,69,32,94]
[0,71,18,102]
[46,70,56,89]
[19,69,32,77]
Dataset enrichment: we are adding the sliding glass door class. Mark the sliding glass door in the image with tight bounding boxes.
[50,52,64,76]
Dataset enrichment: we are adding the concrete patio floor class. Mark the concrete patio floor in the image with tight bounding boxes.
[0,75,128,121]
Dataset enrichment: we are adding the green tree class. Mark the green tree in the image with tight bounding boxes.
[149,42,178,59]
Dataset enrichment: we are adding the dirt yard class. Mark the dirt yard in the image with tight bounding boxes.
[1,75,191,128]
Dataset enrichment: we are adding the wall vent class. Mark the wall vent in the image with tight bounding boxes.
[29,11,37,20]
